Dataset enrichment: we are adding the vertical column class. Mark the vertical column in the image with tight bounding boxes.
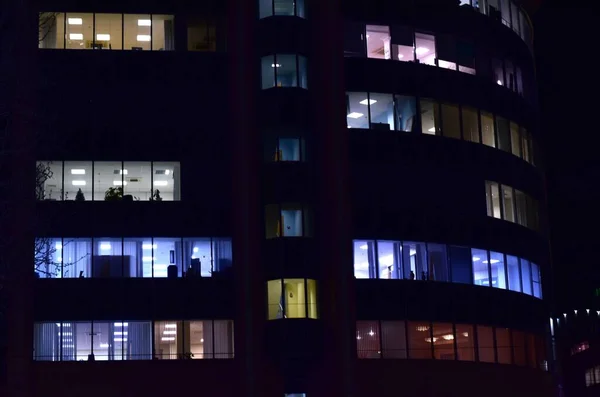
[309,0,356,396]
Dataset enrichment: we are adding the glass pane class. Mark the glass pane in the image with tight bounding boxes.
[298,55,308,89]
[449,246,472,284]
[477,325,494,363]
[213,320,234,359]
[64,161,92,201]
[441,103,460,139]
[377,240,401,279]
[510,122,521,157]
[37,161,63,201]
[94,161,122,201]
[381,321,406,358]
[420,99,440,135]
[267,279,284,319]
[346,92,369,128]
[511,3,520,33]
[186,320,210,359]
[123,162,152,200]
[125,321,152,360]
[521,259,532,295]
[64,322,93,361]
[259,0,272,18]
[284,278,306,318]
[357,321,381,358]
[521,127,530,162]
[427,243,449,282]
[212,238,233,275]
[123,237,152,278]
[152,15,175,51]
[296,0,306,18]
[354,240,376,279]
[513,330,526,365]
[496,327,512,364]
[265,204,280,238]
[502,185,515,222]
[489,182,501,219]
[506,255,521,292]
[505,60,515,91]
[183,238,211,277]
[368,93,394,130]
[65,13,93,49]
[462,107,479,143]
[33,323,60,361]
[481,112,495,147]
[455,324,474,361]
[366,25,391,60]
[261,55,276,89]
[124,14,151,51]
[154,321,182,359]
[394,95,417,132]
[153,161,180,201]
[92,322,121,360]
[432,322,455,360]
[94,14,122,50]
[307,279,318,319]
[472,248,489,287]
[408,321,433,359]
[94,238,123,277]
[277,138,301,161]
[515,189,527,226]
[276,54,298,87]
[62,238,92,278]
[403,241,428,280]
[281,204,303,236]
[274,0,295,15]
[532,263,542,298]
[415,32,436,66]
[488,251,506,289]
[39,13,65,49]
[496,116,511,152]
[187,17,216,51]
[34,238,63,278]
[493,58,504,86]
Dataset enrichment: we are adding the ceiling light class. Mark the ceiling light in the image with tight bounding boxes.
[472,256,480,261]
[442,334,454,340]
[359,99,377,105]
[359,244,368,250]
[142,244,157,250]
[428,127,436,132]
[71,169,85,175]
[100,343,109,348]
[366,34,370,39]
[193,247,199,253]
[69,33,84,41]
[415,47,429,55]
[138,19,151,26]
[163,330,176,335]
[462,332,469,337]
[100,243,111,250]
[96,34,110,41]
[271,63,282,68]
[114,338,127,342]
[200,338,204,343]
[347,112,364,119]
[142,256,155,262]
[409,249,416,256]
[425,337,438,343]
[161,337,175,341]
[398,53,404,59]
[137,35,151,42]
[72,180,86,186]
[114,322,128,327]
[416,325,429,332]
[165,324,177,329]
[368,330,375,337]
[113,180,127,186]
[114,331,128,335]
[55,242,62,250]
[165,170,171,175]
[482,259,500,264]
[68,18,83,25]
[497,80,503,85]
[120,169,128,175]
[154,181,168,186]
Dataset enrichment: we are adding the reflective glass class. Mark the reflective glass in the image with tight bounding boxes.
[377,240,401,279]
[415,32,436,66]
[477,325,494,363]
[432,322,455,360]
[93,238,123,277]
[496,327,512,364]
[441,103,460,139]
[455,324,475,361]
[506,255,521,292]
[153,161,181,201]
[408,321,433,359]
[481,112,495,147]
[154,321,182,359]
[123,162,152,201]
[62,238,92,278]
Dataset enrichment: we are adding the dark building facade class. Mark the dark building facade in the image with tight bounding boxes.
[1,0,554,396]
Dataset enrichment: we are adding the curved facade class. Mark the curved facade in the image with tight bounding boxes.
[1,0,553,396]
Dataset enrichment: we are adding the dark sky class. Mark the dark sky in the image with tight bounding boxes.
[534,1,600,306]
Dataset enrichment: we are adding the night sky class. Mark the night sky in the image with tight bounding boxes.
[534,0,600,306]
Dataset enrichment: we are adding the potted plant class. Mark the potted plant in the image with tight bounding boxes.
[104,186,123,201]
[75,188,85,202]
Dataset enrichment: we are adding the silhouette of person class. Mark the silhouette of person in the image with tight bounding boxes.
[410,270,415,280]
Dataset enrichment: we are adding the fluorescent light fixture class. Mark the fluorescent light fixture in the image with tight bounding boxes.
[165,324,177,329]
[359,99,377,105]
[69,33,84,40]
[114,322,128,327]
[271,63,282,68]
[356,335,362,340]
[99,243,111,250]
[71,169,85,175]
[114,338,127,342]
[415,47,429,55]
[442,334,454,340]
[114,331,128,335]
[398,53,404,59]
[497,80,503,85]
[574,310,578,315]
[472,257,480,262]
[409,249,416,256]
[165,169,171,175]
[152,264,168,269]
[142,256,155,262]
[96,34,110,41]
[137,34,151,42]
[138,19,151,26]
[200,338,204,343]
[347,112,364,119]
[482,259,500,264]
[100,343,109,348]
[113,180,127,186]
[428,127,436,132]
[154,181,168,186]
[587,309,590,314]
[462,332,469,337]
[193,247,199,253]
[55,242,62,250]
[72,180,86,186]
[163,330,176,335]
[68,18,83,25]
[161,337,175,341]
[359,244,368,250]
[366,34,370,39]
[142,244,157,250]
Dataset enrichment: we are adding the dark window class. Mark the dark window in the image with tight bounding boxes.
[408,321,433,359]
[449,246,472,284]
[381,321,407,358]
[477,325,495,363]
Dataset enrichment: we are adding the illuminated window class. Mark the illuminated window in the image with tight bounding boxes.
[571,341,589,355]
[259,0,305,18]
[261,54,308,89]
[267,279,318,319]
[265,204,312,238]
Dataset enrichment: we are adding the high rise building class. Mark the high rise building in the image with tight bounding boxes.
[2,0,554,396]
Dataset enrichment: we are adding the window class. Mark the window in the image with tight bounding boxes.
[510,122,521,157]
[420,99,440,135]
[36,161,63,200]
[153,320,234,359]
[187,17,217,51]
[65,13,93,49]
[366,25,391,60]
[488,251,506,289]
[485,181,501,219]
[377,241,402,280]
[531,263,542,298]
[265,137,306,162]
[472,248,490,287]
[512,330,526,365]
[496,327,511,364]
[39,13,65,49]
[506,255,521,292]
[183,238,212,277]
[511,3,520,34]
[449,245,472,284]
[427,243,449,282]
[441,103,461,139]
[477,325,495,363]
[493,58,504,86]
[486,182,538,230]
[496,116,511,152]
[432,322,455,360]
[368,93,395,130]
[521,259,532,295]
[521,127,531,163]
[94,14,122,50]
[415,32,436,66]
[390,25,414,62]
[353,240,376,279]
[123,161,151,200]
[346,92,369,129]
[343,22,366,58]
[404,241,428,280]
[462,107,480,143]
[455,324,475,361]
[572,341,589,355]
[261,54,307,89]
[267,279,318,319]
[356,321,380,358]
[381,321,407,358]
[515,189,528,226]
[34,238,63,278]
[505,60,516,92]
[502,185,515,223]
[124,14,151,50]
[457,40,476,75]
[260,0,305,18]
[61,238,92,278]
[394,95,417,132]
[265,203,311,238]
[481,112,495,147]
[152,15,175,51]
[64,161,92,201]
[408,322,433,359]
